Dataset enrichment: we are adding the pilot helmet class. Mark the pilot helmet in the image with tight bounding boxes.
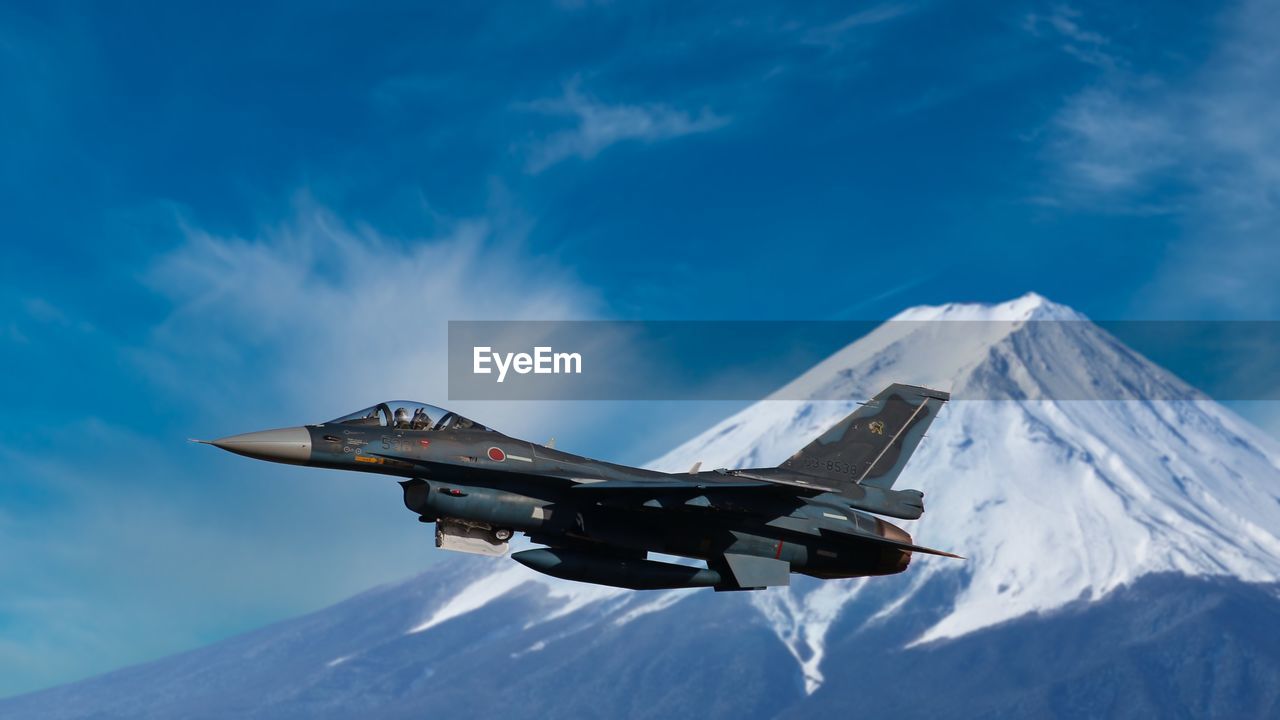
[393,407,411,426]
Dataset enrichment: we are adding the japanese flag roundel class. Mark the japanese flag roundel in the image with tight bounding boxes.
[487,447,506,462]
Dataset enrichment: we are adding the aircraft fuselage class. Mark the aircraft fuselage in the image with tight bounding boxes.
[201,387,957,591]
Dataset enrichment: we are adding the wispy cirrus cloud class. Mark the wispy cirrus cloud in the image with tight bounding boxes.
[801,3,915,48]
[0,199,606,697]
[1051,85,1183,194]
[142,199,602,431]
[519,80,728,173]
[1024,5,1119,69]
[1038,1,1280,315]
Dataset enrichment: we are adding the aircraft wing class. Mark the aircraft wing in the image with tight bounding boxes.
[569,478,777,493]
[360,453,784,498]
[570,469,844,495]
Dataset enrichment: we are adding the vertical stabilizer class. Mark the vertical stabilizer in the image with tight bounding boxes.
[780,383,949,490]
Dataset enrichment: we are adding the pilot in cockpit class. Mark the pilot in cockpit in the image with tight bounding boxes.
[393,407,411,429]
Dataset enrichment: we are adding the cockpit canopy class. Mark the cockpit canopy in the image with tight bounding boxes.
[326,401,492,432]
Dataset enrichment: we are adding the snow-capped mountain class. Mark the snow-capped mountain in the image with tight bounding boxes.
[648,292,1280,691]
[5,293,1280,719]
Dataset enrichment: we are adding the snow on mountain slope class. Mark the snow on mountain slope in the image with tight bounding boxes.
[646,293,1280,690]
[9,293,1280,718]
[350,293,1280,695]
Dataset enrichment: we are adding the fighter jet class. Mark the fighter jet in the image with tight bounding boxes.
[197,383,959,591]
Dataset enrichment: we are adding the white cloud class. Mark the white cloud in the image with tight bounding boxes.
[802,3,914,48]
[1042,0,1280,315]
[1024,5,1119,69]
[521,80,728,173]
[141,200,601,432]
[1052,85,1182,193]
[0,201,607,696]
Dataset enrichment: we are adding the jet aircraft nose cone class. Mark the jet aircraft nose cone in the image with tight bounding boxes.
[210,427,312,464]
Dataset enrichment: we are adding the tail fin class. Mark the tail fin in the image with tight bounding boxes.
[781,383,949,490]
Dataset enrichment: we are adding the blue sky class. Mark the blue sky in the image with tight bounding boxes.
[2,0,1279,697]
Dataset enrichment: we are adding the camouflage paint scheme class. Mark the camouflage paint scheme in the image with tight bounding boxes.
[199,384,958,591]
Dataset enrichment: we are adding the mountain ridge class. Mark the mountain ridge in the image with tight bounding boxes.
[5,566,1277,719]
[5,293,1279,717]
[650,293,1280,688]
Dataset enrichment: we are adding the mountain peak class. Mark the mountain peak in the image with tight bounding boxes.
[892,292,1087,322]
[8,296,1279,712]
[653,298,1280,690]
[775,294,1099,404]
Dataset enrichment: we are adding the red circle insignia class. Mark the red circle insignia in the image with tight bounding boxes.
[487,447,506,462]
